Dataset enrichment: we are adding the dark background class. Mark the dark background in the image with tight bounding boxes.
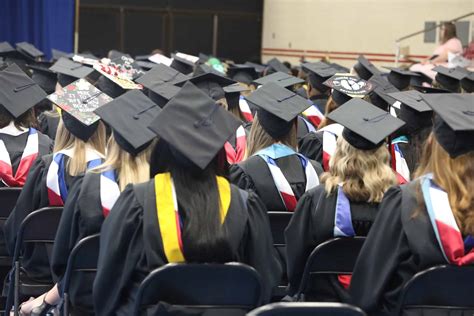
[78,0,264,63]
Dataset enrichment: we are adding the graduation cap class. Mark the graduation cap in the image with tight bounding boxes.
[460,71,474,93]
[433,66,465,92]
[15,42,44,61]
[266,58,291,74]
[324,74,374,106]
[244,61,266,75]
[412,84,452,94]
[50,57,95,87]
[245,82,310,139]
[302,62,339,93]
[146,83,181,108]
[193,64,225,76]
[253,71,304,89]
[368,75,399,111]
[385,67,420,90]
[421,93,474,158]
[174,72,235,101]
[148,81,241,169]
[353,55,382,80]
[329,62,350,74]
[95,75,126,98]
[0,42,29,70]
[27,62,57,94]
[409,71,433,87]
[327,98,405,150]
[136,60,158,71]
[224,83,250,110]
[94,89,160,155]
[0,63,47,118]
[170,54,196,75]
[47,78,113,140]
[136,63,189,88]
[227,64,258,85]
[148,53,173,66]
[51,48,73,61]
[388,90,433,133]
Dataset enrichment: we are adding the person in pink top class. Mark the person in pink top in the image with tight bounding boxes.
[410,22,463,80]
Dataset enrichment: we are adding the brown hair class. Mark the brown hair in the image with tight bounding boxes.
[440,22,457,44]
[0,106,37,130]
[317,96,338,129]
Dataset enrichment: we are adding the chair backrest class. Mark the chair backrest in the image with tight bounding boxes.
[297,237,366,295]
[0,187,22,219]
[267,212,293,246]
[247,302,367,316]
[13,207,63,260]
[398,264,474,313]
[133,262,263,315]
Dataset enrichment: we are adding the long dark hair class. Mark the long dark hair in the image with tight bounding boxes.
[0,105,37,129]
[440,22,457,44]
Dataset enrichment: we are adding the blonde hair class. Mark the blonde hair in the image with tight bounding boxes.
[246,112,297,157]
[323,137,397,203]
[92,134,155,191]
[53,119,107,176]
[416,135,474,235]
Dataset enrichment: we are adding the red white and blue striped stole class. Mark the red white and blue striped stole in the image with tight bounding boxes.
[390,136,410,184]
[0,126,39,187]
[224,125,247,164]
[100,169,120,217]
[256,144,319,211]
[422,175,474,266]
[302,104,324,128]
[239,96,254,122]
[46,149,103,206]
[321,124,344,172]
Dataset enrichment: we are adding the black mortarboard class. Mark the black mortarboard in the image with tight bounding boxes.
[369,75,399,111]
[50,57,94,87]
[245,61,266,75]
[421,94,474,158]
[328,98,405,150]
[353,55,382,80]
[0,42,29,70]
[409,71,433,86]
[388,90,433,133]
[460,71,474,93]
[174,72,235,101]
[148,81,240,169]
[433,66,465,92]
[245,82,310,139]
[51,49,73,61]
[15,42,44,61]
[253,71,304,89]
[227,65,258,85]
[0,42,15,56]
[170,55,195,75]
[95,75,126,99]
[94,89,160,155]
[224,83,249,110]
[412,84,452,94]
[136,63,189,87]
[136,60,158,70]
[329,62,350,73]
[27,62,57,94]
[193,64,225,77]
[146,83,181,108]
[0,63,47,118]
[266,58,291,74]
[324,74,374,106]
[47,78,112,140]
[302,62,338,93]
[386,67,420,90]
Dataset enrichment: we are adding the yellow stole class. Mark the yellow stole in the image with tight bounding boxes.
[154,172,231,263]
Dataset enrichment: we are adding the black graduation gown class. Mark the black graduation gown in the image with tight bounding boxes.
[395,141,417,176]
[93,180,282,316]
[230,154,323,212]
[297,116,315,141]
[285,185,379,300]
[4,154,82,285]
[349,182,464,316]
[51,172,105,315]
[309,95,328,114]
[298,131,324,163]
[38,112,60,140]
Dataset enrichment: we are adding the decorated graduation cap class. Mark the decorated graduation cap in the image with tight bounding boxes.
[148,81,240,169]
[47,78,113,141]
[170,54,196,75]
[245,82,310,139]
[94,89,160,155]
[224,83,250,110]
[328,98,405,150]
[433,66,465,92]
[324,74,374,106]
[460,71,474,93]
[266,58,291,74]
[227,64,258,85]
[174,71,235,101]
[27,61,57,94]
[386,67,420,90]
[0,63,47,118]
[15,42,44,61]
[388,90,433,133]
[302,62,339,93]
[50,57,95,87]
[421,94,474,158]
[353,55,382,80]
[253,71,304,89]
[368,75,399,111]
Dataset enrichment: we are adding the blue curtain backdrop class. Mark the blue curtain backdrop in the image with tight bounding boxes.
[0,0,75,60]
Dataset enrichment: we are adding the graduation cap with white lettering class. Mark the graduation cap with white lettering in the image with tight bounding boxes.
[328,98,405,150]
[433,66,466,92]
[324,74,374,106]
[422,93,474,157]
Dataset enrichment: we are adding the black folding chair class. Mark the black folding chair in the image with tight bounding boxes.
[268,211,293,298]
[133,262,263,316]
[398,264,474,315]
[11,207,63,316]
[247,302,366,316]
[295,237,366,301]
[62,234,100,316]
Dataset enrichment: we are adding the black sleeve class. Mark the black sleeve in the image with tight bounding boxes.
[50,177,84,281]
[229,163,257,192]
[241,192,282,302]
[93,185,144,316]
[309,159,324,176]
[349,186,411,315]
[298,132,323,162]
[4,157,48,255]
